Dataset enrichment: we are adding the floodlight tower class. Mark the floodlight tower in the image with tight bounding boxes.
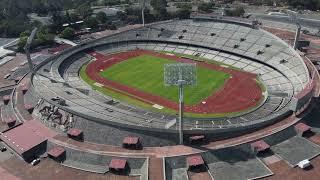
[164,63,197,144]
[24,28,38,74]
[177,78,185,145]
[288,10,301,50]
[141,0,146,26]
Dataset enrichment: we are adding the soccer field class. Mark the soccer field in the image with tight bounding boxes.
[100,54,230,105]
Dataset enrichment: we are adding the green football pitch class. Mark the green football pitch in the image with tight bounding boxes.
[99,54,230,105]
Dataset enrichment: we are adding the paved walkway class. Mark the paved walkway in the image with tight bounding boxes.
[0,158,139,180]
[0,166,21,180]
[148,158,165,180]
[261,156,320,180]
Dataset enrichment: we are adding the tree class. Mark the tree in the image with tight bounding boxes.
[150,0,169,21]
[17,26,54,51]
[176,8,191,19]
[176,3,192,10]
[117,11,128,21]
[84,16,99,29]
[150,0,167,11]
[157,8,169,20]
[144,9,156,23]
[106,22,117,30]
[60,27,75,39]
[225,6,245,17]
[76,4,93,18]
[32,0,48,15]
[286,0,320,10]
[50,12,69,32]
[68,13,80,23]
[124,7,142,24]
[18,33,29,51]
[96,12,108,24]
[36,26,54,45]
[198,2,215,13]
[104,0,121,6]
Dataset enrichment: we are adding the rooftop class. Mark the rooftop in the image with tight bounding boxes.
[109,158,127,170]
[0,120,57,155]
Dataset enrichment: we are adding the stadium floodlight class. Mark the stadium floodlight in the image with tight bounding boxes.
[24,28,38,74]
[288,10,300,25]
[164,63,197,86]
[164,63,197,144]
[288,10,301,50]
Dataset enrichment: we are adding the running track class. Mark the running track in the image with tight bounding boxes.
[85,50,263,114]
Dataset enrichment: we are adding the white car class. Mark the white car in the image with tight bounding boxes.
[31,158,40,166]
[297,159,311,169]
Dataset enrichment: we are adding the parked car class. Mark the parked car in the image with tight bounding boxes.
[31,158,40,166]
[0,147,7,152]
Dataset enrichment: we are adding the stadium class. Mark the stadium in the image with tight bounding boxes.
[1,17,320,180]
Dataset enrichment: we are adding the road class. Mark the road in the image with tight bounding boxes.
[252,13,320,29]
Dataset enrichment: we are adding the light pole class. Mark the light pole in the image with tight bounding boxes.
[141,0,146,26]
[293,23,301,50]
[178,79,185,144]
[288,10,301,50]
[164,63,197,144]
[24,28,38,74]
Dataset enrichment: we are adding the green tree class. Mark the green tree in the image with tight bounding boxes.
[225,6,245,17]
[117,11,128,21]
[157,8,169,20]
[17,26,54,51]
[198,2,215,13]
[76,4,93,18]
[150,0,169,21]
[150,0,167,11]
[18,36,28,51]
[68,13,80,23]
[177,8,191,19]
[36,26,54,46]
[106,22,117,30]
[60,27,76,39]
[84,16,99,29]
[274,0,320,10]
[176,3,192,10]
[104,0,121,6]
[96,12,108,24]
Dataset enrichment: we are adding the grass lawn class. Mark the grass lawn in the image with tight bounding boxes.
[99,54,230,105]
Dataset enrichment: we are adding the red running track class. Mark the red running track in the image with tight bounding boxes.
[85,50,263,114]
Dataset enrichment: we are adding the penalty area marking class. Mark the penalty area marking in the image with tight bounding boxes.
[153,104,164,109]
